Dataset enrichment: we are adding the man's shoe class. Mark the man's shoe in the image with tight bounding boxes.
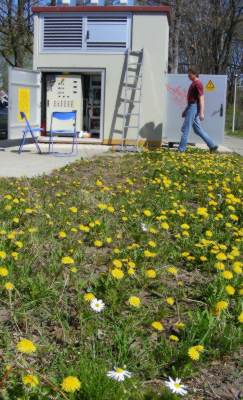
[210,145,218,153]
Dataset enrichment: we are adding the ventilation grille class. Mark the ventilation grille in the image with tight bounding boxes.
[87,16,128,49]
[43,17,83,48]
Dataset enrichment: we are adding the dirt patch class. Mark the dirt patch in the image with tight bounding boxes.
[187,349,243,399]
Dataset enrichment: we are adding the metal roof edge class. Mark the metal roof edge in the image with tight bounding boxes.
[32,5,171,20]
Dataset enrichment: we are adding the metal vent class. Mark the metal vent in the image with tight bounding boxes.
[87,16,128,49]
[43,16,83,48]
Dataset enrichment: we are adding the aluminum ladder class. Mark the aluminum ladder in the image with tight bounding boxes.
[121,49,144,151]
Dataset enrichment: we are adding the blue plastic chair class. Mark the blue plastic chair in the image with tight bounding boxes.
[18,112,43,154]
[47,111,79,155]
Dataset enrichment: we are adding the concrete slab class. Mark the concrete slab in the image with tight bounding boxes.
[224,136,243,156]
[0,143,111,178]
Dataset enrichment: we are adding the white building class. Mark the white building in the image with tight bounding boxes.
[8,3,170,146]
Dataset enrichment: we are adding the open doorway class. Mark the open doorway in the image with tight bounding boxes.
[42,71,103,140]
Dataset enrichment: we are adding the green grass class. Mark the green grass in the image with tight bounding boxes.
[226,129,243,139]
[0,149,242,399]
[226,100,243,138]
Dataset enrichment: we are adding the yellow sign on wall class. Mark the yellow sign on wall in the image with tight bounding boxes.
[18,88,30,121]
[205,80,216,92]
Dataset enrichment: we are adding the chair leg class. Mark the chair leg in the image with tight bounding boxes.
[30,130,42,154]
[18,132,26,154]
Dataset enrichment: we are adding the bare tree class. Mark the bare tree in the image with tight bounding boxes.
[0,0,44,67]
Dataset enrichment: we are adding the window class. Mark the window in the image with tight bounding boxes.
[41,14,131,52]
[86,16,128,49]
[43,16,83,49]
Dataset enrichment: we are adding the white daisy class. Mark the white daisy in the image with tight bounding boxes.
[165,377,188,396]
[106,367,132,382]
[90,298,105,313]
[141,223,148,232]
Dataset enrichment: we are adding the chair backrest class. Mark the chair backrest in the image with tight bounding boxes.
[50,111,77,132]
[20,112,32,132]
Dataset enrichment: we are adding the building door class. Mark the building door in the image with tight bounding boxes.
[164,74,227,145]
[8,67,41,140]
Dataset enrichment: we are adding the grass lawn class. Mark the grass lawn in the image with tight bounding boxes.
[0,149,242,400]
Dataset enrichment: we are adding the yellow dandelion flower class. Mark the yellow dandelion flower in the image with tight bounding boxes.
[181,223,190,230]
[215,300,229,313]
[169,335,179,342]
[222,270,233,280]
[174,321,185,330]
[112,259,122,268]
[216,252,227,261]
[188,345,204,361]
[16,339,36,354]
[96,179,103,187]
[113,248,121,254]
[167,266,178,275]
[233,262,242,274]
[128,296,141,308]
[70,267,78,273]
[94,240,103,247]
[214,262,225,271]
[5,282,14,291]
[197,207,208,218]
[58,231,67,238]
[143,209,152,217]
[22,375,39,387]
[111,268,124,280]
[161,222,170,230]
[188,347,200,361]
[230,214,239,221]
[144,250,157,258]
[194,345,204,352]
[107,206,115,213]
[200,256,207,262]
[0,251,7,259]
[166,297,175,306]
[69,207,78,213]
[151,321,164,331]
[106,237,112,244]
[148,240,157,248]
[0,267,8,277]
[205,230,213,238]
[84,293,95,302]
[145,269,156,278]
[61,376,81,393]
[61,256,74,265]
[238,312,243,323]
[98,203,107,210]
[128,261,136,268]
[225,285,235,296]
[128,268,135,276]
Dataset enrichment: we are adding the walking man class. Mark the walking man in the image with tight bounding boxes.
[179,66,218,152]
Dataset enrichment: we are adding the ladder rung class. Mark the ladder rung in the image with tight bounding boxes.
[127,75,143,78]
[124,125,139,128]
[128,51,143,56]
[126,113,140,116]
[125,87,142,91]
[128,62,142,66]
[123,99,141,103]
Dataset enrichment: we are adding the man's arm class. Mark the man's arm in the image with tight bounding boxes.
[199,95,205,121]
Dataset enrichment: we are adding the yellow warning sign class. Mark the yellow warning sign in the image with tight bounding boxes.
[18,88,30,122]
[205,80,216,92]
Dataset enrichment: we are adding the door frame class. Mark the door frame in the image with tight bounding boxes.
[39,68,106,143]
